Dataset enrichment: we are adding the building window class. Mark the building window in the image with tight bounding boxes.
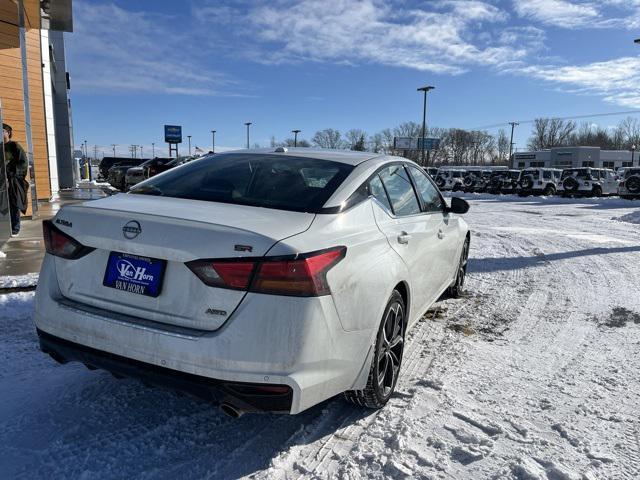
[531,161,546,167]
[518,162,525,168]
[623,162,633,168]
[602,161,615,169]
[582,161,594,167]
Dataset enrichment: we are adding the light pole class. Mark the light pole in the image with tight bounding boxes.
[187,135,192,155]
[211,130,216,153]
[417,85,435,166]
[139,145,143,158]
[508,122,519,168]
[245,122,252,149]
[292,129,301,147]
[632,144,637,166]
[111,144,116,157]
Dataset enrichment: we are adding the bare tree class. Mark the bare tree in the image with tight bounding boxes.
[496,129,509,164]
[312,128,344,149]
[345,129,367,151]
[618,116,640,148]
[528,118,576,150]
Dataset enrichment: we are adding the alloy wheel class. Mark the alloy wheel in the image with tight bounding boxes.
[376,301,404,398]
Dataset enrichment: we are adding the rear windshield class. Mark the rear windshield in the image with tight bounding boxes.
[509,171,520,179]
[521,170,540,180]
[130,153,354,213]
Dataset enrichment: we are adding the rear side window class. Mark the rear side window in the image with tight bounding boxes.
[130,154,353,213]
[378,165,421,216]
[369,175,392,211]
[407,166,443,213]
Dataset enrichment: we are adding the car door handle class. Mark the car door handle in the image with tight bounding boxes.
[397,232,411,244]
[437,230,444,240]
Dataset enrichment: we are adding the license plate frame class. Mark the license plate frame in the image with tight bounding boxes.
[103,252,167,298]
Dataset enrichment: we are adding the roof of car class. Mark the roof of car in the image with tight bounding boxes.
[213,148,383,166]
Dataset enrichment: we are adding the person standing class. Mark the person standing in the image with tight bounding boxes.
[2,123,28,236]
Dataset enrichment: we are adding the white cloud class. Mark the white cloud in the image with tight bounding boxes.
[517,57,640,108]
[68,2,241,96]
[512,0,640,29]
[194,0,534,75]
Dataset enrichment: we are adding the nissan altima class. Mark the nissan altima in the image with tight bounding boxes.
[35,148,470,416]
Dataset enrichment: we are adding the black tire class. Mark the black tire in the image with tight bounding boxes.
[448,238,470,298]
[543,185,556,196]
[592,185,602,197]
[344,291,405,409]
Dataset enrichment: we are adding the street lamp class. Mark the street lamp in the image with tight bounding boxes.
[152,142,155,157]
[417,85,435,166]
[111,144,117,157]
[292,129,301,147]
[139,145,143,158]
[211,130,216,153]
[632,144,637,166]
[187,135,192,155]
[245,122,252,149]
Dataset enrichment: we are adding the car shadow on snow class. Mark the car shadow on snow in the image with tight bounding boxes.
[469,245,640,273]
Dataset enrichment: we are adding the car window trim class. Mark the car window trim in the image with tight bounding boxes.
[405,164,445,214]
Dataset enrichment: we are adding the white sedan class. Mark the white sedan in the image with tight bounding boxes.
[35,148,470,416]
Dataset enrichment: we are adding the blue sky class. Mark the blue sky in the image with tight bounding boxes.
[67,0,640,156]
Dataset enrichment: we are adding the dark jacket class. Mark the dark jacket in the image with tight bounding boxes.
[4,141,29,213]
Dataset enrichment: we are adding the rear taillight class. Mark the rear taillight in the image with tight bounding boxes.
[187,260,256,290]
[186,246,346,297]
[43,220,95,260]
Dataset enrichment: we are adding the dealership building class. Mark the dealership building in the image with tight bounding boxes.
[1,0,75,219]
[513,146,635,170]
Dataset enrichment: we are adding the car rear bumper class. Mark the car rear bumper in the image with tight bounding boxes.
[38,329,294,413]
[34,256,373,414]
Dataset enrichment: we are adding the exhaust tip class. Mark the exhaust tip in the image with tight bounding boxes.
[220,402,243,418]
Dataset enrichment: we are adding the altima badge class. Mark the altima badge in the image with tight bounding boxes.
[122,220,142,239]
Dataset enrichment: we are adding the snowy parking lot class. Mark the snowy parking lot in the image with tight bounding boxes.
[1,195,639,480]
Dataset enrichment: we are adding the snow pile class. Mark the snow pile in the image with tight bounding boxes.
[0,273,38,289]
[613,210,640,224]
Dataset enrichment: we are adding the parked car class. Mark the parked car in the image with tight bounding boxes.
[463,170,492,193]
[559,168,619,197]
[99,157,146,180]
[517,168,562,196]
[108,161,144,191]
[425,167,438,178]
[125,158,173,189]
[434,169,466,191]
[486,170,520,194]
[144,156,196,179]
[618,167,640,199]
[36,148,470,416]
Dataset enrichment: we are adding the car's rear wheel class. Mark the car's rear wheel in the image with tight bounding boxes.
[592,185,603,197]
[344,291,405,409]
[448,238,470,298]
[543,185,556,196]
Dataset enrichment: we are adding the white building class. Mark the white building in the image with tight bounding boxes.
[513,147,634,170]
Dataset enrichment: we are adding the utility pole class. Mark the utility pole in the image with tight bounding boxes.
[245,122,252,149]
[152,143,155,157]
[211,130,216,153]
[508,122,519,168]
[187,135,192,155]
[632,144,637,167]
[292,129,301,147]
[111,144,116,157]
[417,85,435,166]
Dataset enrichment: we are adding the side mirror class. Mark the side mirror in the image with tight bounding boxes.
[447,196,470,215]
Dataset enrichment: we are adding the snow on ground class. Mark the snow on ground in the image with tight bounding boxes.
[614,210,640,225]
[1,196,639,479]
[0,273,39,289]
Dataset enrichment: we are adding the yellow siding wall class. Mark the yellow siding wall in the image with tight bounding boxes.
[0,8,51,213]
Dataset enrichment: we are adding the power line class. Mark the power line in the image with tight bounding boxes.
[469,109,640,131]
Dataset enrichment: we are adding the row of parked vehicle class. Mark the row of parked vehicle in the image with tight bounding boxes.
[98,156,198,190]
[430,166,640,199]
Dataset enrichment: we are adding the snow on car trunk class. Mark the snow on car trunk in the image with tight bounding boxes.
[50,194,315,331]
